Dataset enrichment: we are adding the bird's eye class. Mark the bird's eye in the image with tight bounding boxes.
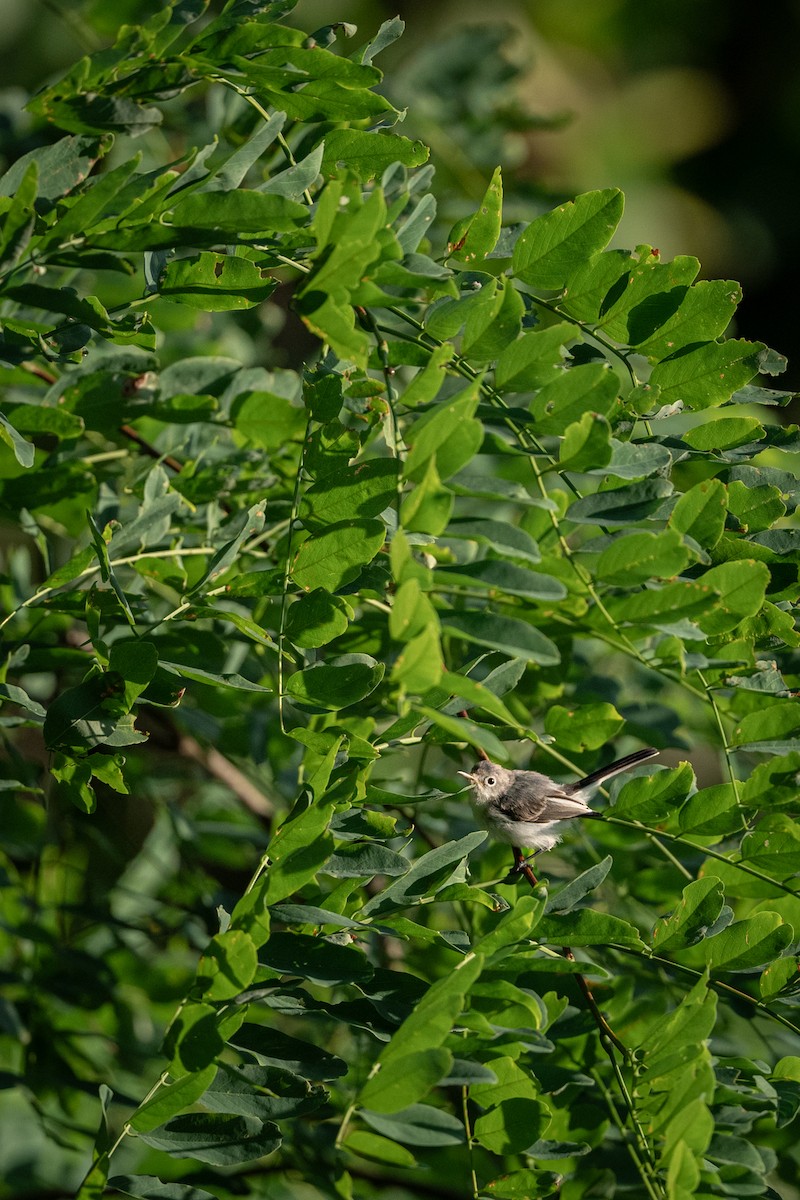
[486,776,496,786]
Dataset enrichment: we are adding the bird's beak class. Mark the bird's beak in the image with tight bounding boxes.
[458,771,476,783]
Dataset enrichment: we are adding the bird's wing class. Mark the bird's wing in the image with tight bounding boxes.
[497,773,593,823]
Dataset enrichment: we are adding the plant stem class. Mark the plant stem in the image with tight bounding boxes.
[603,813,797,898]
[460,1085,480,1200]
[611,944,800,1037]
[277,420,310,734]
[697,670,744,813]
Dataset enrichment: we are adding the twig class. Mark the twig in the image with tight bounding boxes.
[514,849,663,1194]
[119,423,184,476]
[176,733,274,819]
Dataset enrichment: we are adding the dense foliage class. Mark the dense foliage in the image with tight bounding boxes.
[1,3,799,1199]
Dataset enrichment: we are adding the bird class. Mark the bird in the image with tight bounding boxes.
[458,748,659,858]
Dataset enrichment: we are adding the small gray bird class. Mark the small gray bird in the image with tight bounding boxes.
[459,748,659,854]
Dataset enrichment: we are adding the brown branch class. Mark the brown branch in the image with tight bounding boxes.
[512,845,628,1057]
[119,423,184,475]
[176,732,275,819]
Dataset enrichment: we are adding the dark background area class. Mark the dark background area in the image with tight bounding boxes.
[2,0,798,387]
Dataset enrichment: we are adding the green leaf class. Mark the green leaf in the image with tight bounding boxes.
[324,843,410,879]
[260,143,324,200]
[544,703,624,752]
[441,611,560,665]
[705,912,794,972]
[196,930,258,1001]
[731,701,800,751]
[559,248,630,323]
[164,1003,224,1077]
[446,518,540,564]
[558,411,612,472]
[482,1169,561,1199]
[0,133,105,202]
[566,478,673,525]
[291,519,386,591]
[359,1048,452,1113]
[416,706,507,761]
[137,1113,281,1164]
[285,589,351,648]
[603,579,719,630]
[596,252,700,344]
[189,500,266,593]
[546,857,613,914]
[649,339,766,410]
[0,412,35,468]
[344,1129,417,1167]
[389,577,439,642]
[361,15,406,63]
[585,439,672,480]
[683,415,765,452]
[166,189,309,237]
[695,560,769,635]
[635,278,742,359]
[678,785,742,836]
[397,341,453,407]
[230,1024,347,1081]
[226,52,397,123]
[130,1066,218,1134]
[233,392,306,449]
[109,1176,217,1200]
[447,166,503,263]
[360,1104,465,1147]
[392,624,443,693]
[740,825,800,878]
[613,762,694,821]
[595,529,691,585]
[360,833,488,916]
[403,382,483,481]
[287,656,385,711]
[202,1063,326,1121]
[652,878,728,952]
[494,322,577,392]
[158,252,278,310]
[378,953,484,1065]
[535,909,645,949]
[43,672,147,753]
[260,932,372,985]
[529,363,620,435]
[301,459,399,529]
[669,478,728,549]
[256,797,337,906]
[0,160,37,269]
[471,1056,549,1153]
[439,671,520,729]
[474,893,545,956]
[761,958,800,1000]
[727,480,786,534]
[461,276,524,362]
[434,560,566,601]
[3,403,84,441]
[400,456,454,537]
[107,640,158,711]
[321,129,428,180]
[512,188,624,288]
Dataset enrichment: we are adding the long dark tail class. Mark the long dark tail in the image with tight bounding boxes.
[572,747,659,794]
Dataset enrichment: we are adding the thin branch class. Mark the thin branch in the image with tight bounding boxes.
[611,944,800,1038]
[176,732,274,819]
[513,849,663,1194]
[119,423,184,476]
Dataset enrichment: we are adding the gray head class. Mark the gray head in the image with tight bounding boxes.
[458,760,515,803]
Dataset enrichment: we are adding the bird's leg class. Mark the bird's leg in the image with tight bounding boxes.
[511,845,539,885]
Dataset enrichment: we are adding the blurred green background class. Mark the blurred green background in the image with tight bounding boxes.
[1,0,798,384]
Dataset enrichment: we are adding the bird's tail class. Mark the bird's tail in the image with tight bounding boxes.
[573,747,659,794]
